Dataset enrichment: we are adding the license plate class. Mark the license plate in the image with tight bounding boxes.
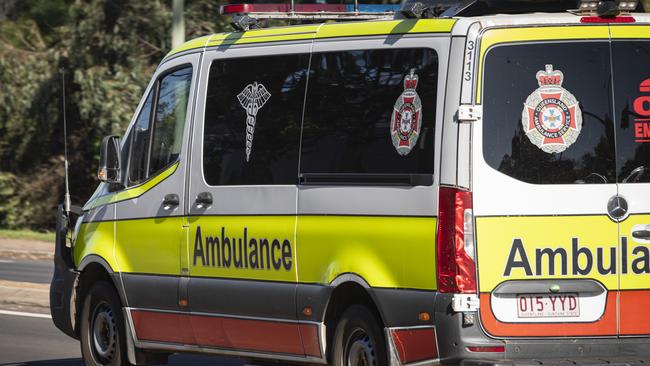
[516,293,580,318]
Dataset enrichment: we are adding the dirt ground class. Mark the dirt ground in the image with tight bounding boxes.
[0,237,53,262]
[0,238,53,314]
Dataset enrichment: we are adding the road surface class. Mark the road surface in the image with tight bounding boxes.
[0,312,247,365]
[0,259,53,284]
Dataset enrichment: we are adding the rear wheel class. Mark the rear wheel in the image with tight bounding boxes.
[80,281,130,366]
[332,305,387,366]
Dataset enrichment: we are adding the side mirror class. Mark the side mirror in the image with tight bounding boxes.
[98,135,121,183]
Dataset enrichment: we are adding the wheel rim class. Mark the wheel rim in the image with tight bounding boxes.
[345,327,376,366]
[91,302,117,363]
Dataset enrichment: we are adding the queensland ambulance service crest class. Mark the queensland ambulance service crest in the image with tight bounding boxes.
[522,65,583,154]
[391,69,422,156]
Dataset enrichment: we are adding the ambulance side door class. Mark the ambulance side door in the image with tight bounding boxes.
[186,43,310,356]
[113,54,199,345]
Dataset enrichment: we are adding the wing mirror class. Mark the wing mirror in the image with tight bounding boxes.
[98,135,121,183]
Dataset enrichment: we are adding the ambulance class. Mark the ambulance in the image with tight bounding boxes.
[50,0,650,365]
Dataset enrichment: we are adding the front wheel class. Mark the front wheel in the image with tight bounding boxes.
[80,281,130,366]
[332,305,388,366]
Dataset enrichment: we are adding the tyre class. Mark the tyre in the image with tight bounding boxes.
[331,304,388,366]
[80,281,130,366]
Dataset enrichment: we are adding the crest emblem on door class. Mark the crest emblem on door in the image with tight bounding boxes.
[391,69,422,156]
[521,65,583,154]
[237,82,271,162]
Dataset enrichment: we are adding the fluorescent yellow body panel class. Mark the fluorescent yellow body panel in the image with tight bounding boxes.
[165,19,455,59]
[83,162,179,211]
[620,214,650,290]
[205,25,320,48]
[610,25,650,38]
[476,26,609,103]
[296,216,437,290]
[74,221,117,270]
[115,216,186,275]
[165,35,212,58]
[188,216,298,283]
[475,216,619,293]
[316,19,455,39]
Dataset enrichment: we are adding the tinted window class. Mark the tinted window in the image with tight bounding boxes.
[128,90,154,185]
[149,67,192,175]
[482,42,616,184]
[300,48,437,182]
[203,54,308,185]
[612,41,650,183]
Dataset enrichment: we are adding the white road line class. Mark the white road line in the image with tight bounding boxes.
[0,309,51,319]
[0,259,15,263]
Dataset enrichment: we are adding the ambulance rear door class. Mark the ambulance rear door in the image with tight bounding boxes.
[472,26,619,338]
[611,24,650,337]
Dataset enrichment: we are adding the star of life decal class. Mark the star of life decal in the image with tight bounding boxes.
[237,82,271,162]
[521,65,583,154]
[391,69,422,156]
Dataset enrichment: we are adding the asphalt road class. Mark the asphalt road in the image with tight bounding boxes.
[0,313,247,365]
[0,259,53,284]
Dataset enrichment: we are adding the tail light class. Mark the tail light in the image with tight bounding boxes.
[436,186,477,293]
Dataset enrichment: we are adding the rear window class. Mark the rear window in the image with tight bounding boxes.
[482,42,616,184]
[612,40,650,184]
[299,48,438,185]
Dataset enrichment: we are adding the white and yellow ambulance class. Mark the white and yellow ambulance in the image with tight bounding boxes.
[50,1,650,365]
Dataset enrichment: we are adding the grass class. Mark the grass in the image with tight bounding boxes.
[0,229,55,242]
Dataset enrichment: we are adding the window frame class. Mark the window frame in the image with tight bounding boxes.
[124,63,194,188]
[297,46,440,187]
[479,39,617,186]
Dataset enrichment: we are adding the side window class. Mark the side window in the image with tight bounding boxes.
[299,48,438,184]
[149,67,192,175]
[482,42,616,184]
[612,41,650,183]
[127,66,192,186]
[202,54,308,185]
[128,90,154,185]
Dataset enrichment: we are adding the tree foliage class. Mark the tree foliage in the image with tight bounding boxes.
[0,0,225,230]
[0,0,648,231]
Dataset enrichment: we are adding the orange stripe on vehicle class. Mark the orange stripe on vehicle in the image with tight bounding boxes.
[479,293,617,337]
[620,290,650,336]
[299,323,322,357]
[131,309,320,356]
[131,310,195,344]
[390,327,438,364]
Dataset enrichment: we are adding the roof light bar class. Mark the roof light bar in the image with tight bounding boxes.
[220,3,399,21]
[577,0,638,15]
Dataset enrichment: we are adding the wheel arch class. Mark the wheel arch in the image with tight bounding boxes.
[75,255,125,335]
[322,273,387,361]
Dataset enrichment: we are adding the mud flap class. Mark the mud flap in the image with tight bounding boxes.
[49,204,79,339]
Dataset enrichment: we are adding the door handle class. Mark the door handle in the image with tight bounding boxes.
[162,193,180,209]
[195,192,213,208]
[633,229,650,240]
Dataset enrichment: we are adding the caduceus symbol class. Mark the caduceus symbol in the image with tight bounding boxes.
[237,82,271,162]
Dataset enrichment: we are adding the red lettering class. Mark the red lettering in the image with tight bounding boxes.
[536,296,544,312]
[558,296,567,310]
[549,296,558,311]
[519,297,528,312]
[634,96,650,117]
[569,296,578,311]
[636,122,645,138]
[645,123,650,137]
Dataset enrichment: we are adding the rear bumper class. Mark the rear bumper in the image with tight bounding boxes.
[434,293,650,365]
[462,357,650,366]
